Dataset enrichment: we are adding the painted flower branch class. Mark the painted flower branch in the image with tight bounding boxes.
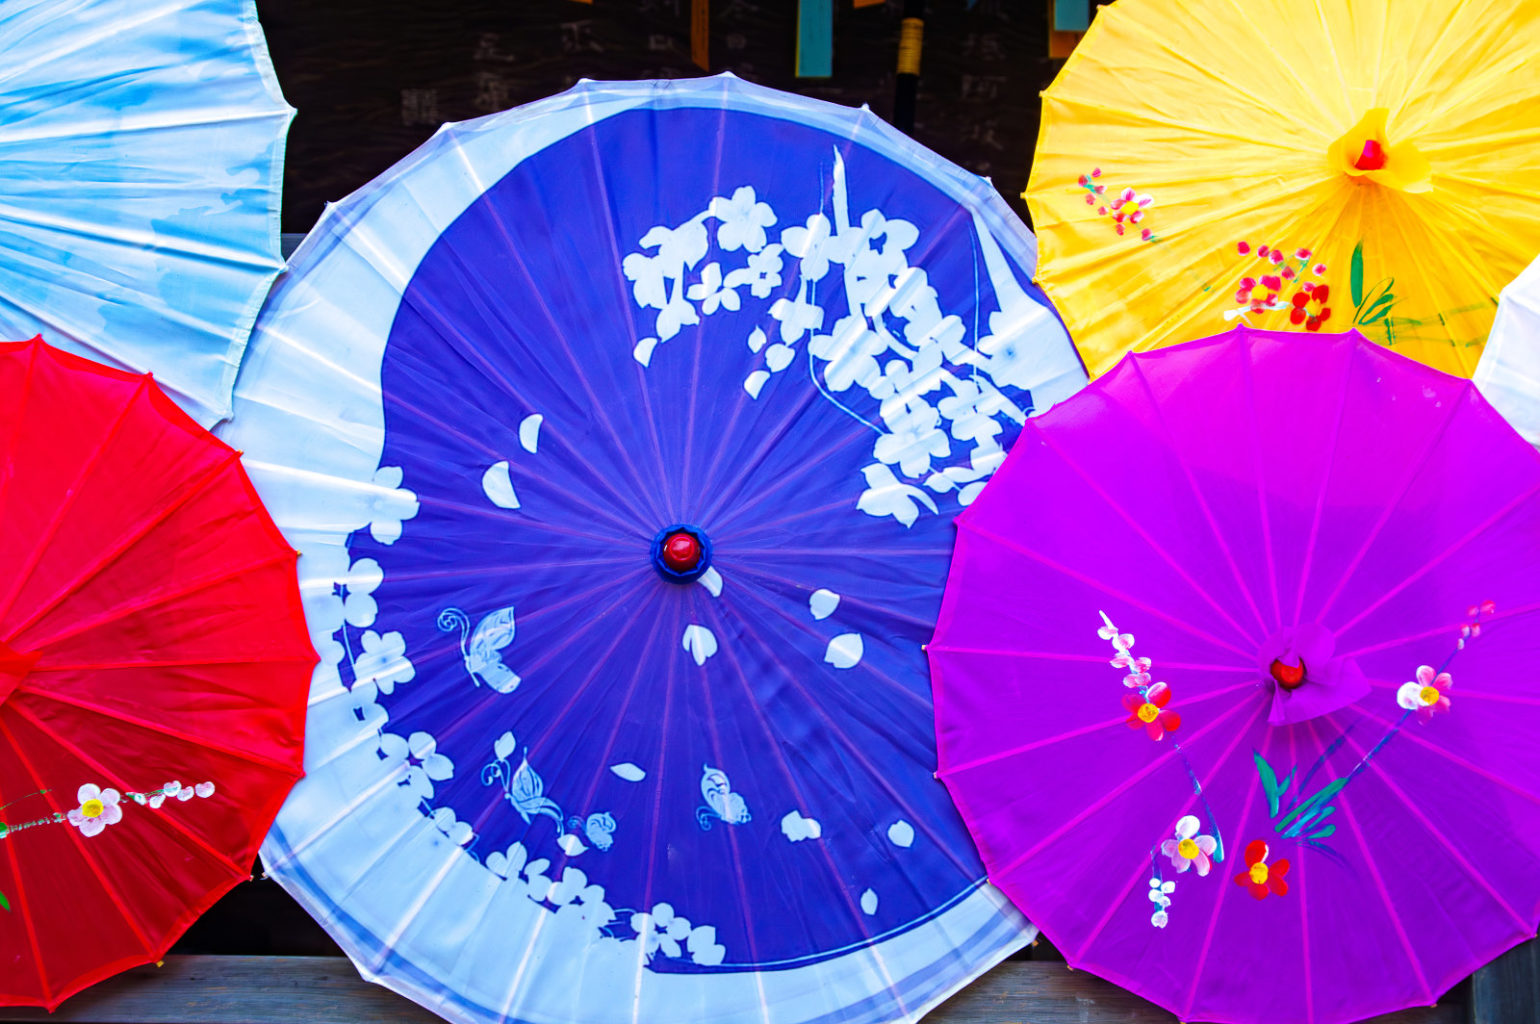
[1097,612,1226,928]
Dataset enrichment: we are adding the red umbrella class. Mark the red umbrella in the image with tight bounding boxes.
[0,338,314,1008]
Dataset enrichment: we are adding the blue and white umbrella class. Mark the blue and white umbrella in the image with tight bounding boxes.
[0,0,291,425]
[223,75,1085,1024]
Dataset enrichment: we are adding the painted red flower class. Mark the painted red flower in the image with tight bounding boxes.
[1234,840,1290,900]
[1122,682,1181,741]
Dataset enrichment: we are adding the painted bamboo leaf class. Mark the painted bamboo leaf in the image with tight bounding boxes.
[1350,240,1365,308]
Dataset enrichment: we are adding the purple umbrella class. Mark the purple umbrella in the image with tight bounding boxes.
[929,326,1540,1024]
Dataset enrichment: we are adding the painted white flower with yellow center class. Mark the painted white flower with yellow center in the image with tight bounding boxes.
[67,784,123,837]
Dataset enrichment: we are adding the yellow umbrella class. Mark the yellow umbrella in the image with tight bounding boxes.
[1026,0,1540,377]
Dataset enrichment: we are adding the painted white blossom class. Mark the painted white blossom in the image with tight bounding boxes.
[367,466,419,545]
[687,262,741,315]
[354,630,415,695]
[709,186,776,252]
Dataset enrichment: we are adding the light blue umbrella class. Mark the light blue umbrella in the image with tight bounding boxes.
[0,0,291,425]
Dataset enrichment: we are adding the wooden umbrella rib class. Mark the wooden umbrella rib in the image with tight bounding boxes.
[13,549,294,652]
[0,375,151,629]
[0,448,241,643]
[12,687,300,777]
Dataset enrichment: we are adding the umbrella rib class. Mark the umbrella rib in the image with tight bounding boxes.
[570,88,674,522]
[928,644,1253,675]
[0,747,55,1004]
[12,688,301,777]
[1031,417,1260,647]
[1365,679,1540,708]
[699,599,900,980]
[1289,341,1360,626]
[0,340,42,548]
[4,701,257,880]
[0,713,156,956]
[715,493,861,542]
[1045,94,1314,153]
[1287,725,1316,1024]
[725,572,931,713]
[691,604,773,981]
[728,561,939,633]
[1238,330,1283,628]
[1069,698,1267,966]
[0,375,150,628]
[723,582,991,882]
[0,200,280,272]
[13,549,293,652]
[428,148,665,529]
[1220,0,1343,127]
[0,449,241,641]
[1336,598,1540,661]
[36,654,317,672]
[958,519,1255,660]
[689,141,841,508]
[1349,703,1540,811]
[0,106,287,149]
[355,570,650,756]
[990,694,1261,881]
[633,595,683,1017]
[1332,718,1531,931]
[941,679,1259,777]
[372,389,645,542]
[1330,477,1540,638]
[0,0,192,90]
[1302,718,1434,1002]
[381,238,660,531]
[1180,714,1271,1020]
[1377,201,1477,375]
[1128,358,1270,637]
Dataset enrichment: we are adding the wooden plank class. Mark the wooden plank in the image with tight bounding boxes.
[0,955,1469,1024]
[1470,937,1540,1024]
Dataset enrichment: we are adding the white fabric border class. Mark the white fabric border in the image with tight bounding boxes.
[1474,252,1540,447]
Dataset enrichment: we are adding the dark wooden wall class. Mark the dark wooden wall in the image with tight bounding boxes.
[254,0,1057,233]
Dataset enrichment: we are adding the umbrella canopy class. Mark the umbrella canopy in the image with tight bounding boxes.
[929,326,1540,1024]
[220,74,1086,1024]
[0,337,313,1008]
[0,0,292,426]
[1025,0,1540,379]
[1474,253,1540,446]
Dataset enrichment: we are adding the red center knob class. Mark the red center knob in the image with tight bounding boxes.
[1269,658,1307,691]
[1354,138,1387,171]
[661,531,702,573]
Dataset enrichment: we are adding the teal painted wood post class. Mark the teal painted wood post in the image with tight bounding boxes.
[796,0,833,78]
[1054,0,1091,31]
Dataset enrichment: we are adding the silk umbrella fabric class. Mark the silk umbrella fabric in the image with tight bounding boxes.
[1474,253,1540,447]
[222,74,1086,1024]
[0,0,292,426]
[0,338,314,1008]
[1025,0,1540,379]
[930,327,1540,1024]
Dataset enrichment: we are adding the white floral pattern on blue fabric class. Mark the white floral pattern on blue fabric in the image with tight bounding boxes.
[367,465,420,544]
[354,630,415,695]
[621,152,1042,528]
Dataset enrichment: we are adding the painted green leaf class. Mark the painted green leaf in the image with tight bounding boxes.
[1279,777,1346,834]
[1254,750,1282,816]
[1350,241,1365,308]
[0,889,9,912]
[1309,824,1337,840]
